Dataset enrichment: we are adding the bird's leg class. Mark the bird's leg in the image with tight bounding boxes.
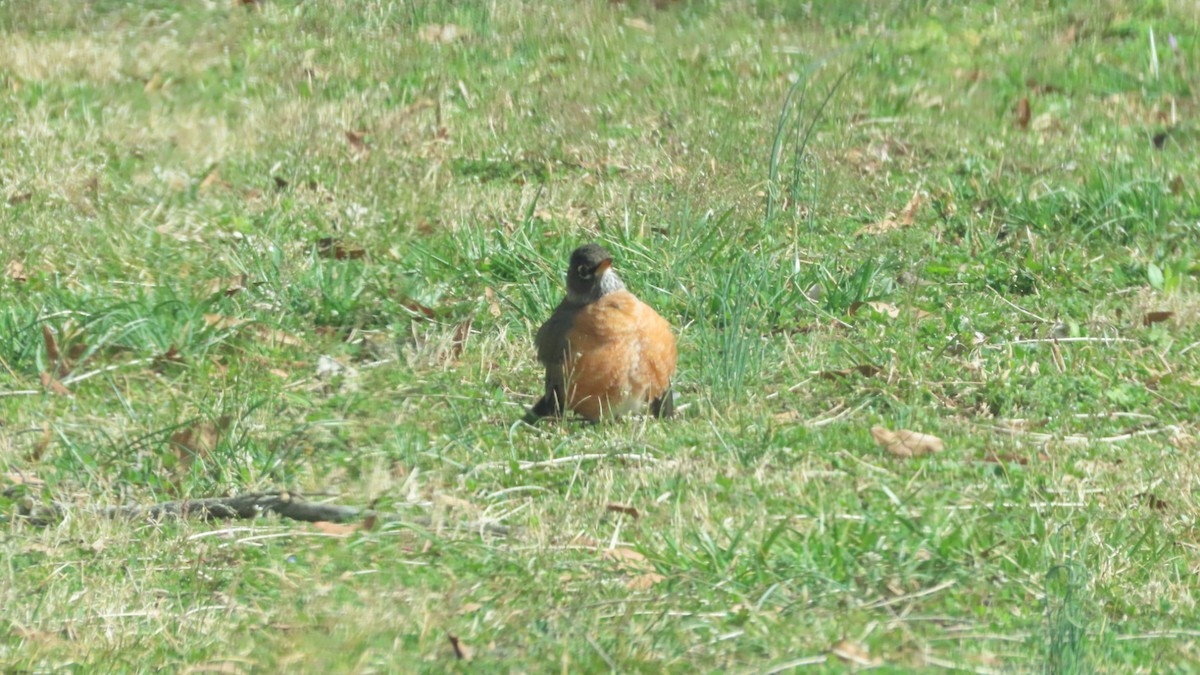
[650,386,675,419]
[524,368,565,424]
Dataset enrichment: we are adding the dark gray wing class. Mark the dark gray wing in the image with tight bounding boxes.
[527,300,579,422]
[535,300,578,365]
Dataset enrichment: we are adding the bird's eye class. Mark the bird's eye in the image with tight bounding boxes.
[577,264,592,279]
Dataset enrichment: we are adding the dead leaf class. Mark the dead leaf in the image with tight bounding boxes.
[153,343,186,369]
[170,419,227,469]
[316,237,366,260]
[601,547,652,573]
[199,167,222,192]
[43,323,83,377]
[773,410,803,424]
[400,297,436,319]
[484,287,501,318]
[916,92,944,109]
[8,191,32,205]
[180,662,245,675]
[4,260,27,282]
[625,572,666,591]
[450,318,472,360]
[434,494,478,514]
[623,17,653,32]
[605,503,640,519]
[856,188,923,235]
[344,130,369,155]
[849,302,899,319]
[11,626,64,647]
[311,521,364,536]
[317,354,351,379]
[1169,175,1185,195]
[29,424,52,460]
[249,325,304,348]
[143,73,163,93]
[203,313,247,331]
[980,451,1029,465]
[203,314,304,347]
[831,640,877,666]
[867,301,900,319]
[66,340,86,363]
[570,534,604,548]
[1025,78,1062,95]
[1031,112,1059,133]
[203,274,253,297]
[906,306,934,321]
[871,426,944,458]
[39,372,71,397]
[896,189,923,224]
[419,23,469,44]
[42,325,61,373]
[1014,96,1031,130]
[819,364,882,380]
[3,471,46,488]
[1143,311,1174,326]
[447,633,472,661]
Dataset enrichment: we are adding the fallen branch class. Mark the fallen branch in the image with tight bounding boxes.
[470,453,660,475]
[983,423,1179,446]
[864,579,957,609]
[14,490,509,537]
[807,399,872,428]
[1002,337,1136,346]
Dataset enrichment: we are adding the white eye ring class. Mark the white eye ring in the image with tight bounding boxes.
[577,264,592,279]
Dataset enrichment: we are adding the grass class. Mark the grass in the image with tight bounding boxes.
[2,0,1200,671]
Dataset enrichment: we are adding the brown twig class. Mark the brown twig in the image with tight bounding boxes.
[15,490,510,536]
[470,453,660,475]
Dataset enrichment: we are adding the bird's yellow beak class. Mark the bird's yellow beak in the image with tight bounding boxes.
[596,259,612,275]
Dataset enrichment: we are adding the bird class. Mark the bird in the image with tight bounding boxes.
[525,243,677,423]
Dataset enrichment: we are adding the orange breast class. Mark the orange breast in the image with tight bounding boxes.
[562,290,677,421]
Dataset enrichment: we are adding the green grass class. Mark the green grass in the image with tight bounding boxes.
[3,0,1200,671]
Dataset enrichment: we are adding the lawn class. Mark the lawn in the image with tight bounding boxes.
[2,0,1199,671]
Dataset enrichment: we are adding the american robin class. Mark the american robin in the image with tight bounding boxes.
[525,243,677,423]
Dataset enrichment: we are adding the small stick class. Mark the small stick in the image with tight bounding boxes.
[922,655,1003,675]
[1115,630,1200,641]
[989,286,1049,323]
[807,399,871,428]
[985,424,1178,445]
[60,359,152,386]
[471,453,659,475]
[760,655,828,673]
[15,490,510,536]
[1003,337,1136,346]
[865,579,957,609]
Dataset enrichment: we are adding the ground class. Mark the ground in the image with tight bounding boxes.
[2,0,1199,671]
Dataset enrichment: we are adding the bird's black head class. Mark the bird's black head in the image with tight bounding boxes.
[565,243,622,302]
